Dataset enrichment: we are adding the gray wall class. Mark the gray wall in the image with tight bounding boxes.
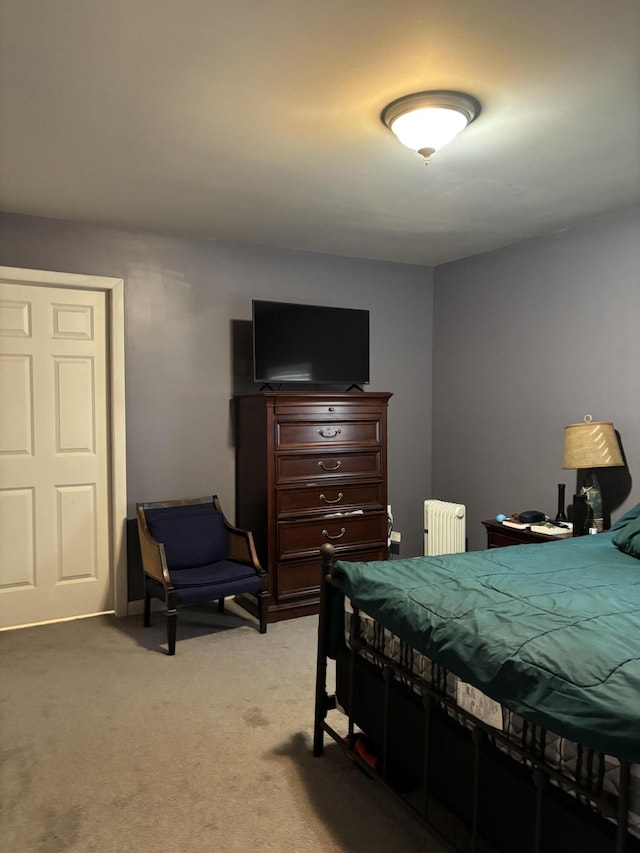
[0,212,434,584]
[432,206,640,551]
[3,205,637,571]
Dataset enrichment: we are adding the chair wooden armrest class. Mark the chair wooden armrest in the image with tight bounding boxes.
[136,504,172,585]
[226,527,266,575]
[213,497,267,577]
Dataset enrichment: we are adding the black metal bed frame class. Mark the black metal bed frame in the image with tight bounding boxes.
[313,545,637,853]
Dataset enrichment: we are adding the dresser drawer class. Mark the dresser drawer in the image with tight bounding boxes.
[274,398,387,418]
[276,544,388,601]
[487,531,525,548]
[275,558,323,601]
[275,418,381,450]
[276,481,385,518]
[276,450,382,484]
[278,511,387,560]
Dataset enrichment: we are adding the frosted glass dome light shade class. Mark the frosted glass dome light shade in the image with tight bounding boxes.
[391,107,468,151]
[382,91,480,163]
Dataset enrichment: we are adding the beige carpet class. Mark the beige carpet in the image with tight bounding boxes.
[1,601,451,853]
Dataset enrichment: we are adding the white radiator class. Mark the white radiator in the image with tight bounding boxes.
[423,500,466,556]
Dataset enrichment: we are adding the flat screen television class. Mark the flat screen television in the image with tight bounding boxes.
[252,299,370,386]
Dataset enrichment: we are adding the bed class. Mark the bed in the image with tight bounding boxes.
[313,503,640,853]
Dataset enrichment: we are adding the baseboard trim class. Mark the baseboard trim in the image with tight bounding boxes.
[0,611,115,632]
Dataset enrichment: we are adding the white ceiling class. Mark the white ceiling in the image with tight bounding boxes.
[1,0,639,266]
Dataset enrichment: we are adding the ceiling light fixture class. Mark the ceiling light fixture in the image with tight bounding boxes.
[381,90,481,164]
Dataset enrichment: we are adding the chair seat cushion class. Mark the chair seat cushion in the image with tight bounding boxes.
[145,559,262,607]
[171,559,258,589]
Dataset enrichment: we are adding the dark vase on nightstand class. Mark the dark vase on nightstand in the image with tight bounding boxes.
[555,483,567,523]
[571,494,592,537]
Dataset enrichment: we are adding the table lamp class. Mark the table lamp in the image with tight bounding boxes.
[562,415,624,531]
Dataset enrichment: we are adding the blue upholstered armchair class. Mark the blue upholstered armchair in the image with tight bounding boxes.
[136,495,268,654]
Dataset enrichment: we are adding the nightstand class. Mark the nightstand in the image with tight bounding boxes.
[482,519,572,548]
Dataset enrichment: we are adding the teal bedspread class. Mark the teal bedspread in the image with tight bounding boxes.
[333,527,640,763]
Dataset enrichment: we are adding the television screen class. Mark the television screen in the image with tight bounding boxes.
[252,300,370,386]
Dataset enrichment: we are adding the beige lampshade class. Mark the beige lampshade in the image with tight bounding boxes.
[562,417,624,469]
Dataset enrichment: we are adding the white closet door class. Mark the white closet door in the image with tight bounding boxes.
[0,282,112,627]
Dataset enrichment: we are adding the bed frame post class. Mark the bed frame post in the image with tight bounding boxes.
[533,767,546,853]
[421,693,432,820]
[471,726,485,853]
[381,665,392,785]
[346,603,359,746]
[616,761,631,853]
[313,544,337,757]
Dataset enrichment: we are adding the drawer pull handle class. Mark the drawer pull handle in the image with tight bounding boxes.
[322,527,346,540]
[318,427,341,438]
[318,460,341,471]
[319,491,343,505]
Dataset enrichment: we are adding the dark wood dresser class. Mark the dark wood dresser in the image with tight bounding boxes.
[234,391,392,621]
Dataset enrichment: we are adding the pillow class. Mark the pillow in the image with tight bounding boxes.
[612,513,640,559]
[145,504,228,569]
[610,501,640,532]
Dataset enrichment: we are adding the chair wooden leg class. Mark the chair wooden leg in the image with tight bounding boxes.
[258,592,267,634]
[167,608,177,655]
[217,598,225,613]
[143,591,151,627]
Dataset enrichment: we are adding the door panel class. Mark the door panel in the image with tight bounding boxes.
[0,283,112,627]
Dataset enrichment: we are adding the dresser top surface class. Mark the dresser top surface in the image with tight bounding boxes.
[234,390,392,401]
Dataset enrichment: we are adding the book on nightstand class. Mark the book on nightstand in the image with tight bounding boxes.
[502,518,530,530]
[530,522,573,536]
